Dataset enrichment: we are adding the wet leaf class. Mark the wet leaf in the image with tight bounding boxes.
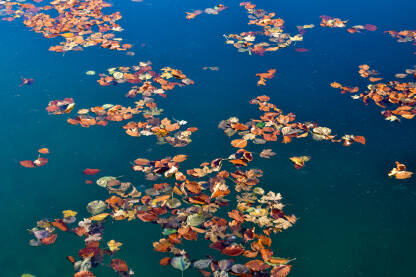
[107,240,122,252]
[110,259,128,272]
[83,168,100,175]
[231,139,247,148]
[170,255,191,272]
[260,149,276,158]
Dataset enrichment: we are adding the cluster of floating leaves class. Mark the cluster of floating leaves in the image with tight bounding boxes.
[320,15,377,34]
[385,30,416,45]
[20,2,416,277]
[97,61,194,99]
[331,65,416,121]
[42,61,197,147]
[186,4,227,20]
[256,69,276,86]
[223,2,306,55]
[28,207,134,276]
[20,148,49,168]
[388,161,413,180]
[46,98,75,115]
[67,103,142,127]
[60,98,196,146]
[319,15,348,28]
[122,111,197,147]
[131,155,188,181]
[28,147,296,277]
[357,64,382,81]
[0,0,131,52]
[219,95,366,149]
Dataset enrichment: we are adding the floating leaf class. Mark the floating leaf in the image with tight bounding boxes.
[96,176,117,187]
[260,149,276,159]
[89,213,109,221]
[166,198,181,209]
[162,228,177,236]
[107,240,122,252]
[20,160,35,168]
[63,210,77,218]
[170,255,191,272]
[231,139,247,148]
[86,200,107,215]
[289,156,311,169]
[83,168,100,175]
[187,214,204,226]
[110,259,128,272]
[271,265,292,277]
[38,148,50,154]
[245,259,270,271]
[193,259,212,269]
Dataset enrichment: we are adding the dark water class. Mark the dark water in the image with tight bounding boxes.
[1,0,416,276]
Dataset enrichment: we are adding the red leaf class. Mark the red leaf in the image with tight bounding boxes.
[34,157,48,167]
[221,244,244,256]
[20,160,35,168]
[41,233,57,245]
[111,259,128,272]
[74,271,96,277]
[83,168,100,175]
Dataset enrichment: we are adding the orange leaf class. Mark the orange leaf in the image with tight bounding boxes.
[160,257,171,266]
[231,139,247,148]
[38,148,50,154]
[172,155,187,163]
[20,160,35,168]
[353,135,366,145]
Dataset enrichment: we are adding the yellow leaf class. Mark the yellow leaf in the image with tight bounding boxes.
[90,213,110,221]
[62,210,77,218]
[61,32,75,38]
[107,240,122,252]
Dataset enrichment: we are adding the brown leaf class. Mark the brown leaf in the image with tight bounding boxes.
[110,259,128,272]
[245,259,270,271]
[271,265,292,277]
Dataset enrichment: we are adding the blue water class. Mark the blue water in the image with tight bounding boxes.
[1,0,416,276]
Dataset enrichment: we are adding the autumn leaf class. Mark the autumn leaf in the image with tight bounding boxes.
[388,161,413,179]
[62,210,77,218]
[172,155,187,162]
[289,156,311,169]
[38,148,50,154]
[20,160,35,168]
[83,168,100,175]
[231,139,247,148]
[89,213,110,221]
[107,240,122,252]
[271,265,292,277]
[260,149,276,158]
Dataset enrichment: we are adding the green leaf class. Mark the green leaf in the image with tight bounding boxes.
[256,122,265,128]
[162,228,177,236]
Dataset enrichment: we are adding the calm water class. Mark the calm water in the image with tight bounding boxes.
[1,0,416,276]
